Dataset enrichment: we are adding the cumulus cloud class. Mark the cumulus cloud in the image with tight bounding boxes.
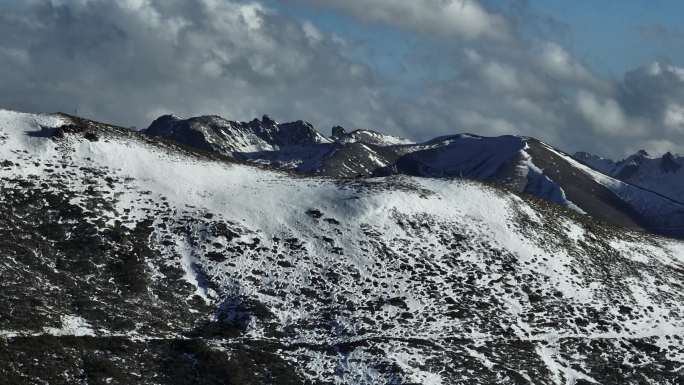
[1,0,684,158]
[609,62,684,154]
[664,103,684,133]
[575,90,640,135]
[382,48,684,157]
[294,0,511,41]
[0,0,388,130]
[535,42,600,87]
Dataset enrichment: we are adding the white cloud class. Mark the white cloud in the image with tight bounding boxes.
[477,59,549,96]
[0,0,386,130]
[464,48,483,64]
[296,0,511,41]
[481,61,520,91]
[664,103,684,132]
[302,21,323,44]
[458,110,519,135]
[576,90,633,135]
[647,61,684,81]
[536,42,597,86]
[2,0,684,159]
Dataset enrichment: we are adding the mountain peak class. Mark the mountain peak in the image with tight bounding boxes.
[261,114,276,126]
[333,128,414,146]
[331,125,346,139]
[660,151,682,173]
[145,113,330,155]
[634,149,650,158]
[147,114,182,134]
[271,119,328,146]
[572,151,616,174]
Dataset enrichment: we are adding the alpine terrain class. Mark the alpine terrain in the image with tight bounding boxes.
[147,114,684,239]
[0,109,683,384]
[575,150,684,207]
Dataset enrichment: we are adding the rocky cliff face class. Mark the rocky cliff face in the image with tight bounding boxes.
[0,109,683,384]
[146,114,331,155]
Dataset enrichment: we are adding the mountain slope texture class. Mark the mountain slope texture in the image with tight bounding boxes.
[146,115,684,239]
[0,109,683,384]
[575,150,684,206]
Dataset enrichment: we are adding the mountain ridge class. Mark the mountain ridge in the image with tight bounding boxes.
[574,150,684,227]
[1,108,683,384]
[143,113,684,239]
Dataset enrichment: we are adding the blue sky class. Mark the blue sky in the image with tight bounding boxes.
[2,0,684,157]
[525,0,684,76]
[270,0,684,79]
[264,1,421,78]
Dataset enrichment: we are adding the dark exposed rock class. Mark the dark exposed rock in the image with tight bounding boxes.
[84,131,99,142]
[332,125,346,139]
[661,152,682,173]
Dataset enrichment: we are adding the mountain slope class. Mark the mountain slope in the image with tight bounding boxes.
[1,109,683,384]
[575,150,684,208]
[145,115,684,238]
[376,134,684,237]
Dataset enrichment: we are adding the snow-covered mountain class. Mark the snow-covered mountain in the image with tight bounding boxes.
[146,115,684,238]
[575,150,684,207]
[146,114,331,154]
[331,125,415,146]
[1,108,683,384]
[146,115,401,178]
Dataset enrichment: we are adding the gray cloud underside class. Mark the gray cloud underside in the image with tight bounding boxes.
[1,0,683,158]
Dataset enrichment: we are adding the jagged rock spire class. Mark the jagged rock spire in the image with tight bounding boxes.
[331,125,346,139]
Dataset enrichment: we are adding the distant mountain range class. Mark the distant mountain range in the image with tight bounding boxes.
[146,114,684,239]
[574,149,684,203]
